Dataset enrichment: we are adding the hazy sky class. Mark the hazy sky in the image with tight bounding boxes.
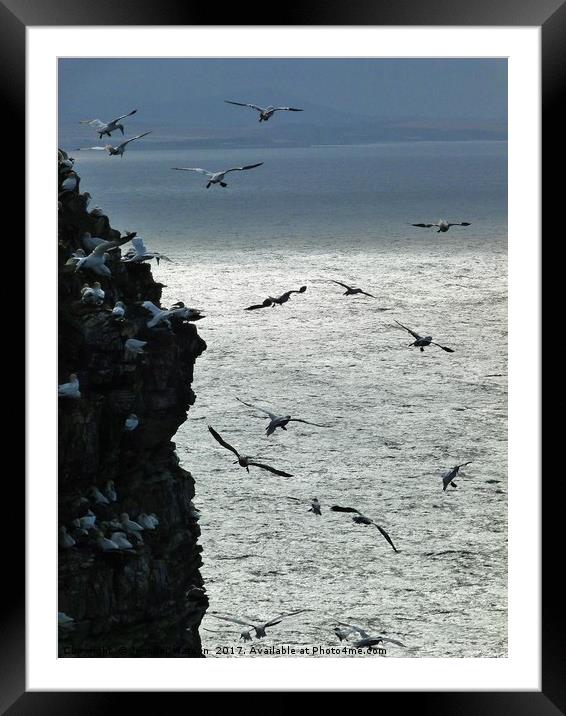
[59,58,507,126]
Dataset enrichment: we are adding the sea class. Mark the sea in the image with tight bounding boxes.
[59,139,508,657]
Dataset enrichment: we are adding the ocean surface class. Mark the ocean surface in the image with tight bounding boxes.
[61,140,508,657]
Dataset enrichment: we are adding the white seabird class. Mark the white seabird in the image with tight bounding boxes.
[394,320,455,353]
[236,397,328,436]
[77,130,152,157]
[59,526,76,549]
[95,530,120,551]
[120,513,144,534]
[58,373,81,399]
[208,609,309,639]
[75,232,137,277]
[224,100,303,123]
[442,462,472,491]
[137,513,157,530]
[141,300,172,329]
[330,280,375,298]
[88,485,109,505]
[111,301,126,320]
[124,413,139,431]
[208,425,293,477]
[65,249,86,266]
[103,480,117,503]
[121,237,173,265]
[331,505,398,552]
[73,510,97,531]
[171,162,263,188]
[80,109,138,138]
[110,532,134,549]
[410,219,471,233]
[124,338,147,359]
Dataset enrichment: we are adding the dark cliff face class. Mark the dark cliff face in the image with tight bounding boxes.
[58,150,208,657]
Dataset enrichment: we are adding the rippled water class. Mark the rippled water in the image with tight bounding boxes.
[64,141,508,657]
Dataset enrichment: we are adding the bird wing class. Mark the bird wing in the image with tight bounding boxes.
[236,397,278,420]
[394,320,422,340]
[331,505,362,515]
[360,291,376,298]
[288,418,329,428]
[411,223,436,228]
[208,614,254,628]
[91,233,136,256]
[273,107,303,112]
[223,163,264,174]
[171,167,214,177]
[244,298,272,311]
[141,300,162,317]
[208,426,240,457]
[331,280,353,290]
[447,222,471,227]
[380,636,406,647]
[111,109,137,123]
[264,609,309,627]
[118,131,152,149]
[76,146,109,151]
[247,462,293,477]
[79,119,106,129]
[131,236,148,256]
[336,622,370,639]
[457,461,472,468]
[374,524,399,552]
[431,342,455,353]
[224,100,263,112]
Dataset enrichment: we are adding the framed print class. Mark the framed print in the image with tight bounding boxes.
[9,0,558,708]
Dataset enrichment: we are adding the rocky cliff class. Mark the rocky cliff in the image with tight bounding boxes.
[57,150,208,657]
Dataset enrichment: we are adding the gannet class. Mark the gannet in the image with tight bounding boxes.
[77,131,152,157]
[208,609,309,639]
[110,532,134,549]
[80,109,138,138]
[59,526,76,548]
[141,300,172,329]
[60,171,80,193]
[95,530,120,551]
[224,100,303,123]
[124,338,147,359]
[137,513,157,530]
[120,513,144,533]
[103,480,117,502]
[75,232,137,277]
[244,285,307,310]
[88,486,109,505]
[58,374,81,399]
[331,506,398,552]
[121,237,173,265]
[167,302,205,322]
[236,397,328,436]
[442,462,472,491]
[171,162,263,188]
[334,622,406,650]
[65,249,86,266]
[394,320,455,353]
[111,301,126,320]
[208,425,293,476]
[72,510,97,531]
[330,280,375,298]
[124,413,139,431]
[410,219,471,233]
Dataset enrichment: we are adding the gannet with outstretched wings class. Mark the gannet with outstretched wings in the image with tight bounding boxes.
[77,131,151,157]
[394,320,454,353]
[331,506,399,552]
[208,425,293,476]
[80,109,137,138]
[171,162,263,188]
[236,397,328,436]
[224,100,303,123]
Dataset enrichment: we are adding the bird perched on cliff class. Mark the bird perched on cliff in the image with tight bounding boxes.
[137,513,158,530]
[141,300,172,329]
[172,162,263,188]
[410,219,471,233]
[394,320,455,353]
[208,426,294,477]
[80,108,138,138]
[72,510,97,531]
[110,532,134,549]
[88,485,110,505]
[236,397,328,436]
[59,526,76,549]
[331,506,399,552]
[168,302,205,322]
[81,282,105,305]
[95,530,121,551]
[224,100,303,122]
[120,513,144,534]
[111,301,126,320]
[58,612,75,629]
[333,622,406,650]
[59,170,80,194]
[208,609,309,639]
[330,280,375,298]
[124,413,139,431]
[75,232,137,277]
[442,462,472,491]
[81,232,108,252]
[244,285,307,310]
[65,249,86,266]
[124,338,147,359]
[58,373,81,399]
[121,237,173,265]
[103,480,117,503]
[77,131,152,158]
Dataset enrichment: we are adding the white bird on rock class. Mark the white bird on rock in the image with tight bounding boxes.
[137,513,157,530]
[410,219,471,233]
[103,480,117,503]
[58,373,81,399]
[122,237,173,265]
[111,301,126,320]
[80,109,138,138]
[141,300,171,329]
[124,413,139,431]
[59,526,76,549]
[120,513,144,534]
[75,232,137,277]
[110,532,134,549]
[95,530,120,551]
[88,486,109,505]
[124,338,147,359]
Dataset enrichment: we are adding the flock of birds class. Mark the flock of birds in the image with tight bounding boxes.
[59,100,477,653]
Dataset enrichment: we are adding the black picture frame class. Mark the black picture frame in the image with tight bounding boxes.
[10,0,558,709]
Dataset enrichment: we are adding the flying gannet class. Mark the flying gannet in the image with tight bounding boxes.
[410,219,471,233]
[208,425,293,476]
[394,320,455,353]
[171,162,263,188]
[224,100,303,123]
[80,109,138,138]
[331,506,398,552]
[236,397,328,436]
[77,131,152,158]
[442,462,472,491]
[121,237,173,265]
[330,280,375,298]
[244,286,307,310]
[208,609,309,639]
[334,622,406,650]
